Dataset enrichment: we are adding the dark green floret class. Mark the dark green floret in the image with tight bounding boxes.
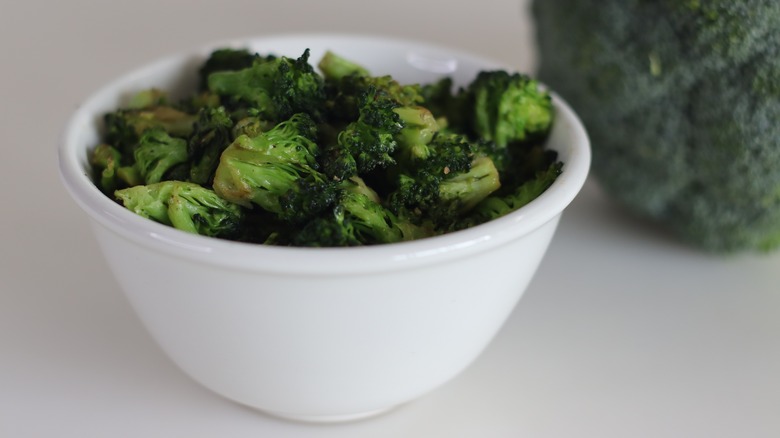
[115,181,243,238]
[533,0,780,252]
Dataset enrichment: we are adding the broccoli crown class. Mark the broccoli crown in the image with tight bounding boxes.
[457,161,563,230]
[115,181,243,238]
[426,71,553,149]
[133,127,189,184]
[533,0,780,252]
[467,71,554,147]
[387,132,501,225]
[334,85,404,177]
[104,106,196,157]
[198,48,268,90]
[292,187,431,247]
[89,143,122,194]
[212,113,335,222]
[207,49,325,122]
[317,50,371,81]
[188,106,234,185]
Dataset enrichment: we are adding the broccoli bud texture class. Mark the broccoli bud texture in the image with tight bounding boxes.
[89,46,562,247]
[534,0,780,252]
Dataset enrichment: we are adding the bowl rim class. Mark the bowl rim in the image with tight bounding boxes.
[58,32,590,275]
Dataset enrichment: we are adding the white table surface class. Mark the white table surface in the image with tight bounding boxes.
[2,0,779,436]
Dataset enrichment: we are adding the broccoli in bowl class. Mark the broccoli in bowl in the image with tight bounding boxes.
[89,47,562,247]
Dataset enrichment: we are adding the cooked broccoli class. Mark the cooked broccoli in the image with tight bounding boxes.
[133,127,189,184]
[188,106,234,185]
[89,143,122,194]
[103,104,196,156]
[212,113,336,222]
[428,71,553,147]
[534,0,780,252]
[90,46,561,246]
[207,49,325,122]
[115,181,243,237]
[318,58,436,183]
[318,50,370,81]
[198,48,266,90]
[456,161,563,230]
[388,132,501,226]
[292,182,431,247]
[332,84,404,178]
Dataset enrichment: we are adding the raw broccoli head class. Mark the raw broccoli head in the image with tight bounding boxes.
[534,0,780,252]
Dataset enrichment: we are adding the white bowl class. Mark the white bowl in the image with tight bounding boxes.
[58,33,590,422]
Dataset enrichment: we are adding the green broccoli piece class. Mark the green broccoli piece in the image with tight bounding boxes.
[187,106,234,185]
[318,54,429,180]
[133,128,189,184]
[115,181,243,237]
[207,49,325,122]
[89,143,122,194]
[457,161,563,229]
[342,85,403,171]
[533,0,780,252]
[292,185,431,247]
[198,48,267,90]
[317,50,371,81]
[465,71,554,147]
[392,105,441,166]
[212,113,336,222]
[388,132,501,227]
[104,105,197,156]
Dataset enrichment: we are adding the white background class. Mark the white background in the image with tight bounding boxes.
[2,0,779,436]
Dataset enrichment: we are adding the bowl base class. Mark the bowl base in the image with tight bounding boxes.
[263,405,396,423]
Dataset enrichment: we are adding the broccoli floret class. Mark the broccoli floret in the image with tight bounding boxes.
[465,71,554,147]
[198,48,269,90]
[133,128,189,184]
[331,84,404,178]
[388,132,501,227]
[317,50,371,81]
[392,105,441,166]
[534,0,780,252]
[319,55,429,180]
[115,181,243,237]
[457,161,563,229]
[212,113,336,222]
[104,105,197,156]
[127,88,169,109]
[187,106,234,185]
[207,49,325,122]
[292,185,431,247]
[89,143,122,194]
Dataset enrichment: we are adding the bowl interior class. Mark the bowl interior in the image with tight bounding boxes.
[59,33,590,274]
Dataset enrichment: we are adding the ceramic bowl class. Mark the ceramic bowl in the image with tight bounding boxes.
[58,33,590,422]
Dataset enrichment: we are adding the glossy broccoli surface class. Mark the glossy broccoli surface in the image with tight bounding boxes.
[534,0,780,252]
[90,47,562,246]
